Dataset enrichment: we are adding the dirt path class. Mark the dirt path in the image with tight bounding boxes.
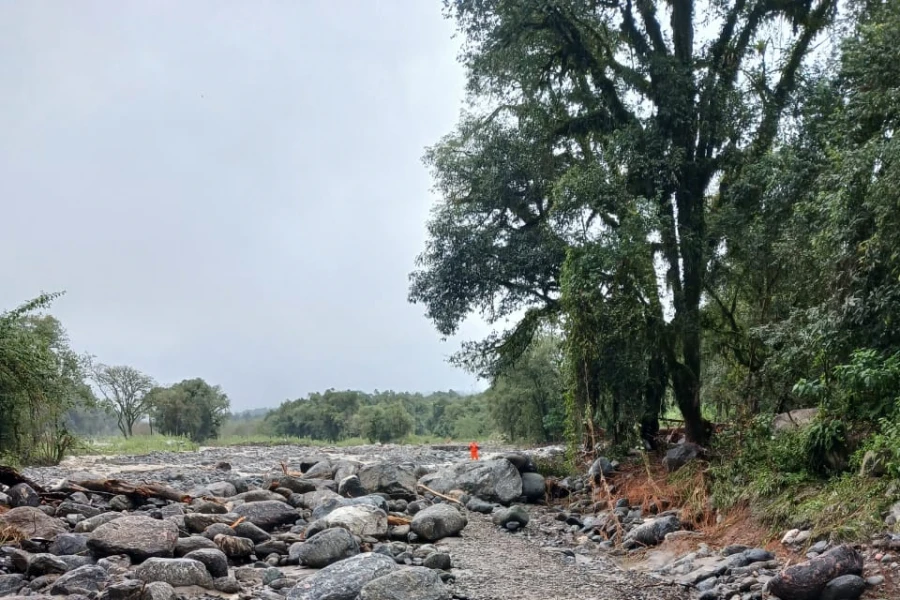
[438,513,690,600]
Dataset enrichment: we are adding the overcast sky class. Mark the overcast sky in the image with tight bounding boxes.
[0,1,491,410]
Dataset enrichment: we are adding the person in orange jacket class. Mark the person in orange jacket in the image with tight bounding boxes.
[469,441,480,460]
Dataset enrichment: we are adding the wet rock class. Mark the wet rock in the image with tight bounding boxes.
[623,515,680,548]
[304,461,335,479]
[203,523,235,539]
[418,459,522,505]
[768,544,863,600]
[588,457,615,480]
[662,443,703,473]
[108,496,133,512]
[0,574,25,596]
[233,521,272,543]
[273,477,318,495]
[358,566,450,600]
[293,489,341,511]
[423,553,451,571]
[87,516,179,561]
[491,505,530,529]
[56,501,101,519]
[184,548,229,578]
[183,512,236,533]
[520,473,546,502]
[312,504,388,538]
[104,579,144,600]
[498,453,537,474]
[0,507,68,539]
[140,581,176,600]
[50,565,108,595]
[338,475,367,498]
[357,463,418,501]
[410,504,467,542]
[7,484,41,508]
[255,540,289,557]
[214,534,255,559]
[286,552,397,600]
[174,536,218,556]
[27,553,70,576]
[232,500,298,531]
[820,574,866,600]
[290,527,360,568]
[133,557,213,588]
[48,533,90,556]
[74,513,123,533]
[213,576,242,593]
[465,497,494,514]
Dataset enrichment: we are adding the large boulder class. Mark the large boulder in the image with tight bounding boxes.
[520,472,546,502]
[184,549,229,578]
[418,459,522,505]
[74,512,123,533]
[87,516,179,561]
[358,463,418,501]
[623,515,680,548]
[410,504,467,541]
[772,408,819,432]
[232,500,298,531]
[290,527,359,568]
[311,505,388,538]
[0,507,67,539]
[49,565,109,595]
[359,567,450,600]
[287,552,397,600]
[133,558,213,588]
[498,453,537,473]
[768,544,864,600]
[662,443,703,473]
[304,461,335,480]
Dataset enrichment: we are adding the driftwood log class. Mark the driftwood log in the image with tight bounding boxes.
[57,479,191,503]
[767,544,863,600]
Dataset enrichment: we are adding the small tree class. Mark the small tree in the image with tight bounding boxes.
[91,364,154,437]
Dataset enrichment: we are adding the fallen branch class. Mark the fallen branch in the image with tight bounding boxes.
[416,484,463,505]
[387,515,412,526]
[59,479,190,503]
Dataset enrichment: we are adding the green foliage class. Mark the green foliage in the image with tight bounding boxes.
[354,403,414,444]
[484,332,566,443]
[0,294,95,465]
[265,389,495,443]
[147,378,231,443]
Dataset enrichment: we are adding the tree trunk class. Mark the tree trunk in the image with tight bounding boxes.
[641,354,666,449]
[672,366,709,445]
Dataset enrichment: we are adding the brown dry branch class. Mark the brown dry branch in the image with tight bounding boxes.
[416,483,463,505]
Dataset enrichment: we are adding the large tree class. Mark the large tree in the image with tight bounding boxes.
[412,0,839,444]
[147,378,230,442]
[91,364,154,437]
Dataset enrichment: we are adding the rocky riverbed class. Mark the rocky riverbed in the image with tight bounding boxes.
[0,443,893,600]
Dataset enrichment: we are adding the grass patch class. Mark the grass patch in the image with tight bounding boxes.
[76,435,200,455]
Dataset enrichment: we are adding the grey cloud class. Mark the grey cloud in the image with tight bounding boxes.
[0,1,489,409]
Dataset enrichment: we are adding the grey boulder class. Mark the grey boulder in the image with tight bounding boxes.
[410,504,467,541]
[290,527,359,568]
[418,459,522,505]
[232,500,298,531]
[133,558,213,588]
[358,566,450,600]
[87,516,179,561]
[286,552,397,600]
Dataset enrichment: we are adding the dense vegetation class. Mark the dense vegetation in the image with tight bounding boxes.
[410,0,900,535]
[0,294,232,464]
